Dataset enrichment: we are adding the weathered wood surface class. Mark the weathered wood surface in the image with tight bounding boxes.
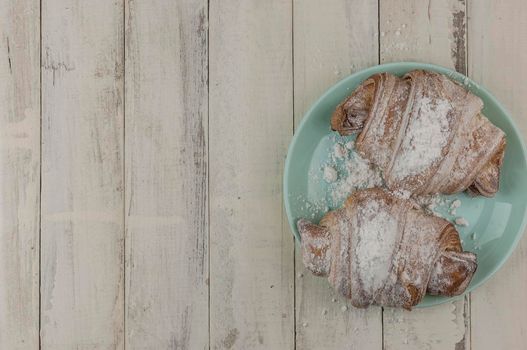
[469,1,527,349]
[293,1,382,349]
[380,1,470,349]
[124,1,209,349]
[380,0,467,73]
[209,1,294,349]
[0,0,40,348]
[0,1,526,349]
[41,0,124,348]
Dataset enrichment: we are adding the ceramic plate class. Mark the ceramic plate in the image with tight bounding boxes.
[283,62,527,307]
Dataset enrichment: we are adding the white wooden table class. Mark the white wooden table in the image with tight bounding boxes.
[1,0,526,349]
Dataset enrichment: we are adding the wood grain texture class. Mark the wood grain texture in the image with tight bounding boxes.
[469,1,527,348]
[383,298,470,350]
[124,1,208,349]
[293,1,382,349]
[209,0,294,348]
[380,0,467,72]
[0,0,40,348]
[380,1,470,349]
[41,1,124,348]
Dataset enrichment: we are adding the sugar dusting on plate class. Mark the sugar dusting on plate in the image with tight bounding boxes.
[296,134,468,235]
[328,147,383,205]
[323,165,338,183]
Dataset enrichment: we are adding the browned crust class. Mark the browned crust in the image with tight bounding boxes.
[330,77,375,135]
[468,138,506,197]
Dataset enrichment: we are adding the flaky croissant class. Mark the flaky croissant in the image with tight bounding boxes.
[297,188,477,309]
[331,70,506,197]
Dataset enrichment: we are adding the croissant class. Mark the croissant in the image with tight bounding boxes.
[331,70,506,197]
[297,188,477,309]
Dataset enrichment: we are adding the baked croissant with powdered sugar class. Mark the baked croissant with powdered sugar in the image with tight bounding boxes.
[297,188,477,310]
[331,70,506,197]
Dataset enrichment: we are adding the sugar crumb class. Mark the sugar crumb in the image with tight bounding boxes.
[455,217,469,227]
[345,140,355,150]
[450,199,461,209]
[329,152,383,205]
[333,143,348,159]
[323,166,338,183]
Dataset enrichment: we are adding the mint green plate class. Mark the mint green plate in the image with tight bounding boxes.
[284,62,527,307]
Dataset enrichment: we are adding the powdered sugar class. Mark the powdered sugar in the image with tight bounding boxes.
[333,143,348,159]
[328,145,384,205]
[414,194,447,213]
[317,138,463,223]
[392,96,452,180]
[450,199,461,215]
[323,165,338,183]
[392,189,412,199]
[355,200,398,295]
[412,195,467,225]
[455,217,469,227]
[294,193,328,220]
[305,135,466,234]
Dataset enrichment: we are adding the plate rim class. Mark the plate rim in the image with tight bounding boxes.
[283,61,527,307]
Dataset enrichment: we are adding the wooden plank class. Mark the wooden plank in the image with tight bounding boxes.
[380,0,467,73]
[293,1,382,349]
[124,1,208,349]
[40,1,124,348]
[469,1,527,348]
[209,1,294,348]
[0,0,40,348]
[380,1,470,349]
[383,299,469,349]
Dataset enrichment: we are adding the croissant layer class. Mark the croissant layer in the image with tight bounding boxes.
[298,188,477,309]
[331,70,506,197]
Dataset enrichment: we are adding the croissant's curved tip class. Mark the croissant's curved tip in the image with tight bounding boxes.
[296,218,311,234]
[297,218,328,246]
[469,165,501,197]
[427,251,477,297]
[469,137,506,197]
[468,180,499,198]
[297,218,331,277]
[330,107,347,134]
[331,77,376,136]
